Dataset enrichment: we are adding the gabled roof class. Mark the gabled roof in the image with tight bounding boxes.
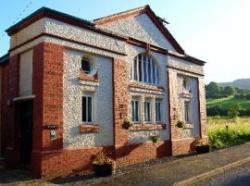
[94,5,185,54]
[0,53,9,66]
[5,6,206,65]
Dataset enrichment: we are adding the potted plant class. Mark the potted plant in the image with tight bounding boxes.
[176,120,185,128]
[149,135,159,144]
[194,138,210,154]
[92,151,113,177]
[122,117,133,129]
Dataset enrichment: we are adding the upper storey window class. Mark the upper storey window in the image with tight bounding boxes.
[132,54,160,85]
[81,57,93,74]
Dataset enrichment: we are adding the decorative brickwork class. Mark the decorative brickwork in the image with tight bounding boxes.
[129,124,166,131]
[198,77,207,138]
[112,58,129,147]
[115,140,171,167]
[0,65,9,158]
[3,56,20,168]
[79,124,100,133]
[32,42,64,177]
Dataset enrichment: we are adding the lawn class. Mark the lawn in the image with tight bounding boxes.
[206,96,250,109]
[208,116,250,149]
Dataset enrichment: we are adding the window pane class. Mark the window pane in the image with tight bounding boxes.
[143,56,147,82]
[132,101,135,121]
[132,100,139,122]
[144,102,151,122]
[135,101,139,121]
[82,97,87,122]
[156,102,161,122]
[185,101,190,122]
[148,61,151,83]
[134,59,137,80]
[81,59,91,74]
[152,63,155,84]
[87,97,92,122]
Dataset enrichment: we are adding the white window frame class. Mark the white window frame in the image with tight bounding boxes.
[155,99,162,123]
[82,95,94,123]
[144,100,152,123]
[184,101,191,123]
[131,99,140,123]
[132,54,160,85]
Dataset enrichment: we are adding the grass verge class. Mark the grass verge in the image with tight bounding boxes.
[208,117,250,149]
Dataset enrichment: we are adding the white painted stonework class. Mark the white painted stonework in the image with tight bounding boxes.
[44,18,125,55]
[177,75,200,138]
[63,49,113,148]
[97,13,177,51]
[168,56,204,75]
[19,50,33,97]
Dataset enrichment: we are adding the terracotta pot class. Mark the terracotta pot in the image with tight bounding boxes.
[93,164,112,177]
[196,145,210,154]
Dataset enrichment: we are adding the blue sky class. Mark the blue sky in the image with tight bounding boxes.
[1,0,250,83]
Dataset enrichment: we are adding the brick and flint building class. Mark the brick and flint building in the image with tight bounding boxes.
[0,5,207,178]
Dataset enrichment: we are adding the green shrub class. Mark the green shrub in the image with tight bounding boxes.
[208,117,250,149]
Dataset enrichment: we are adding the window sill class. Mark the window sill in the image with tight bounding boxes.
[184,123,194,129]
[129,123,166,131]
[180,92,192,99]
[129,82,164,92]
[79,69,98,82]
[79,124,100,133]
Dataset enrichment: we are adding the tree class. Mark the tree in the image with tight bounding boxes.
[228,103,241,118]
[206,82,222,98]
[223,86,235,97]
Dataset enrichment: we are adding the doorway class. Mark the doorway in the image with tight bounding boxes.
[17,100,33,166]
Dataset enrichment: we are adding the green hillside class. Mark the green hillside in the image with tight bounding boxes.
[207,96,250,109]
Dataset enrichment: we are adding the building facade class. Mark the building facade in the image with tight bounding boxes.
[0,5,207,178]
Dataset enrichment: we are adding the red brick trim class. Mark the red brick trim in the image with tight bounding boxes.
[32,42,64,177]
[129,124,166,131]
[112,58,129,147]
[79,124,100,133]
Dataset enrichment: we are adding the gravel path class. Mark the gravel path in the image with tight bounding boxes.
[196,162,250,186]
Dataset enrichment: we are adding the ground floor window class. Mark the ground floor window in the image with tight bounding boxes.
[132,99,140,122]
[155,99,162,122]
[184,101,191,123]
[82,95,93,123]
[144,101,151,122]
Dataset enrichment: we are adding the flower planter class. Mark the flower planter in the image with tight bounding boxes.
[93,164,112,177]
[196,145,210,154]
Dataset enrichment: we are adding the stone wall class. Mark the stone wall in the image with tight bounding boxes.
[63,49,113,148]
[97,13,176,51]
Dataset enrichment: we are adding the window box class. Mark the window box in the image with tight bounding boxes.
[195,145,211,154]
[129,124,166,131]
[79,124,100,133]
[184,123,194,129]
[79,69,98,82]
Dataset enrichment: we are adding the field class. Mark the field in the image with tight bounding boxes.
[208,117,250,149]
[206,96,250,109]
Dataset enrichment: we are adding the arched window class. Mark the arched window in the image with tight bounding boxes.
[131,54,160,85]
